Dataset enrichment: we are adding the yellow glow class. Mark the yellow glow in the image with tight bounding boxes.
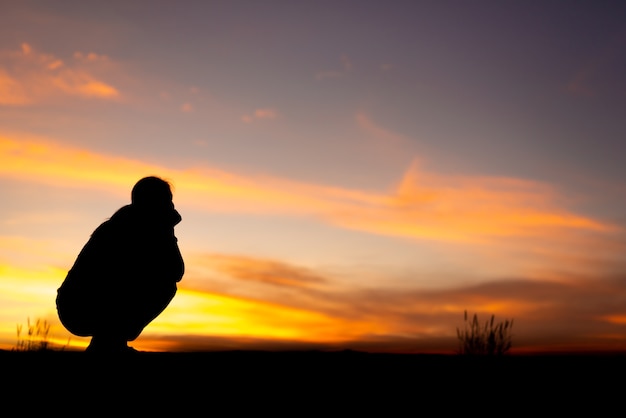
[0,260,381,350]
[148,288,385,343]
[0,263,66,350]
[0,264,65,301]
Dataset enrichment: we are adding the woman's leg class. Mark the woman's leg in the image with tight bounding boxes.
[86,334,130,353]
[124,284,177,342]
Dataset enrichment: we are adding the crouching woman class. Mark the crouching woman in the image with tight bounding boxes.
[56,176,184,353]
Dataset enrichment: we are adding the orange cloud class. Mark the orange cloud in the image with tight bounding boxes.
[0,133,614,250]
[0,43,119,105]
[241,107,279,123]
[199,254,327,288]
[173,251,626,353]
[73,51,111,63]
[0,68,31,105]
[337,161,612,244]
[601,315,626,325]
[254,108,278,119]
[141,262,626,353]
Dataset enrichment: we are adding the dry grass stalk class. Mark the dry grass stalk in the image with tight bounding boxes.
[456,310,514,356]
[14,317,51,352]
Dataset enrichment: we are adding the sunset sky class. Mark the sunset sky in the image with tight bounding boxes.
[1,1,626,353]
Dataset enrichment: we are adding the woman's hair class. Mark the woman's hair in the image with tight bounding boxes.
[131,176,173,207]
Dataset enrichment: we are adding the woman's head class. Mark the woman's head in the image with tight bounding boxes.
[131,176,174,209]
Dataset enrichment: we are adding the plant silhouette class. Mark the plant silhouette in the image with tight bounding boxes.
[456,310,514,356]
[56,176,184,353]
[14,317,50,352]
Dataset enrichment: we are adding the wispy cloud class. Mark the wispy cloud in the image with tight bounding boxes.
[72,51,111,64]
[355,113,414,160]
[565,28,626,97]
[341,160,611,243]
[0,43,119,105]
[0,133,614,251]
[197,253,327,288]
[315,54,352,80]
[340,54,352,72]
[241,107,279,123]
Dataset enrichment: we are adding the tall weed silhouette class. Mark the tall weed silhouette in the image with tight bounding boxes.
[14,317,51,352]
[456,310,513,356]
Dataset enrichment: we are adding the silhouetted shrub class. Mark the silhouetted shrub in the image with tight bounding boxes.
[456,310,513,356]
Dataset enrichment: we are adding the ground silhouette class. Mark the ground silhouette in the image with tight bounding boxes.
[1,349,624,412]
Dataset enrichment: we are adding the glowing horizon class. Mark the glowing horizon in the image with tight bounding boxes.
[2,2,626,354]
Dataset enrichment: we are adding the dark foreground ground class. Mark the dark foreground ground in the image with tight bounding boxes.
[2,350,625,412]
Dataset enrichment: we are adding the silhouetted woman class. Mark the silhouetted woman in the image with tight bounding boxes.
[56,176,184,353]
